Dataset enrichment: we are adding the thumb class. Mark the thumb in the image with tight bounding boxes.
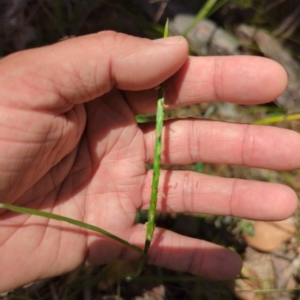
[0,32,188,112]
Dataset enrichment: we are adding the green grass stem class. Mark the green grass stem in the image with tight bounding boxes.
[182,0,218,36]
[253,113,300,125]
[143,19,169,256]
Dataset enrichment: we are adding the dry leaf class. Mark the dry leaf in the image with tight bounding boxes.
[243,219,296,252]
[235,266,267,300]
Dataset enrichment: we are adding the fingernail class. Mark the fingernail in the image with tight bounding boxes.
[153,36,185,44]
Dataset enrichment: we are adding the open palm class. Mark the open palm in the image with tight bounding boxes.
[0,32,299,292]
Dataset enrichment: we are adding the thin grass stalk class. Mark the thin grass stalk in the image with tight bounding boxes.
[136,20,169,277]
[143,19,169,256]
[253,113,300,125]
[182,0,218,36]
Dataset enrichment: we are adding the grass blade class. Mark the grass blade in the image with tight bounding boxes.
[0,202,143,254]
[182,0,218,36]
[253,113,300,125]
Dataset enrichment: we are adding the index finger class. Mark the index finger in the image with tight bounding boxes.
[126,56,288,113]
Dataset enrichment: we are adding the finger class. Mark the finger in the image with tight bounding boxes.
[125,56,288,113]
[141,170,298,221]
[124,225,242,280]
[0,33,188,112]
[142,119,300,170]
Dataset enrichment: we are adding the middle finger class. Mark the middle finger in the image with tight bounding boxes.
[141,119,300,171]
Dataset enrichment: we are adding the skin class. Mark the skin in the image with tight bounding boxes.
[0,31,299,292]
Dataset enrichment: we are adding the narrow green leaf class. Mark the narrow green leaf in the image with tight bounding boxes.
[182,0,218,36]
[253,113,300,125]
[163,18,169,38]
[0,202,143,254]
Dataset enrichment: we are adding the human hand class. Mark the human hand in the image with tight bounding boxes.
[0,32,298,292]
